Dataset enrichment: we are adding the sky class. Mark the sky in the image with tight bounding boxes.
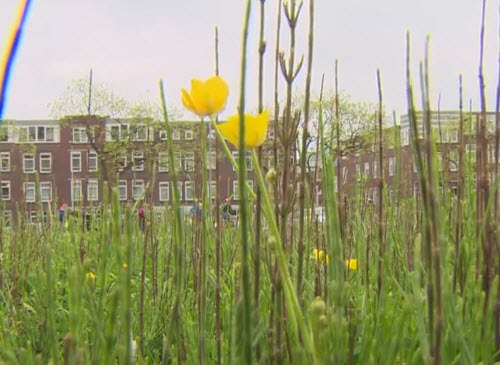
[0,0,499,121]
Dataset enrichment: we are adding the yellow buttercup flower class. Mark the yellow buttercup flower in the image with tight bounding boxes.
[86,272,96,281]
[181,76,229,117]
[218,110,269,149]
[312,248,329,264]
[345,259,358,271]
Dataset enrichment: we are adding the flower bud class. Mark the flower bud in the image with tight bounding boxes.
[308,296,326,317]
[266,168,278,184]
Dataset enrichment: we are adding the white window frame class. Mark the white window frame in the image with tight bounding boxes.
[207,151,216,170]
[72,127,88,143]
[159,181,170,202]
[23,154,35,173]
[209,181,216,200]
[159,130,167,140]
[71,179,82,202]
[158,152,169,172]
[176,181,183,200]
[132,180,145,201]
[24,182,36,202]
[71,151,82,172]
[184,129,193,140]
[233,180,240,200]
[364,162,370,176]
[88,151,98,172]
[373,161,379,178]
[388,157,394,176]
[184,152,195,172]
[39,182,52,202]
[1,181,11,200]
[232,151,252,171]
[184,181,195,201]
[132,151,144,172]
[0,152,10,172]
[24,125,56,143]
[39,153,52,173]
[118,180,128,201]
[87,179,99,201]
[172,129,181,140]
[174,152,182,170]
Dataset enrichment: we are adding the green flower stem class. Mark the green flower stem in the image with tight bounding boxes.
[251,150,318,363]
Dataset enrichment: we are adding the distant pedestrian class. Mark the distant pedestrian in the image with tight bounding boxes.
[190,199,202,221]
[138,206,146,231]
[58,203,66,223]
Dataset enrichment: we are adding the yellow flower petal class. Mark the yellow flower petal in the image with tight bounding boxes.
[180,76,229,117]
[205,76,229,113]
[218,110,269,149]
[181,88,196,112]
[190,79,211,116]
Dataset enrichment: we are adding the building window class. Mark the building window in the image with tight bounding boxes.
[232,180,254,200]
[132,180,144,201]
[207,151,216,170]
[437,152,443,171]
[24,182,36,202]
[185,129,193,140]
[449,150,458,172]
[233,180,239,199]
[184,152,195,171]
[356,164,361,180]
[116,154,127,171]
[364,162,370,176]
[158,152,169,172]
[184,181,195,201]
[373,161,379,178]
[232,151,252,171]
[27,211,37,224]
[388,157,394,176]
[0,152,10,172]
[22,125,55,143]
[159,181,170,202]
[209,181,216,200]
[87,179,99,201]
[131,125,148,141]
[72,127,88,143]
[109,123,129,141]
[1,181,10,200]
[71,152,82,172]
[71,180,82,202]
[23,154,35,173]
[132,151,144,171]
[39,153,52,173]
[174,152,182,170]
[159,130,167,140]
[118,180,127,201]
[176,181,183,200]
[39,182,52,202]
[88,151,98,172]
[172,129,181,140]
[2,210,12,227]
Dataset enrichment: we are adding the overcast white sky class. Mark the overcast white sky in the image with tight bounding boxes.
[0,0,498,121]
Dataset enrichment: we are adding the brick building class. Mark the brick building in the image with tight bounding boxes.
[337,110,496,202]
[0,115,271,224]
